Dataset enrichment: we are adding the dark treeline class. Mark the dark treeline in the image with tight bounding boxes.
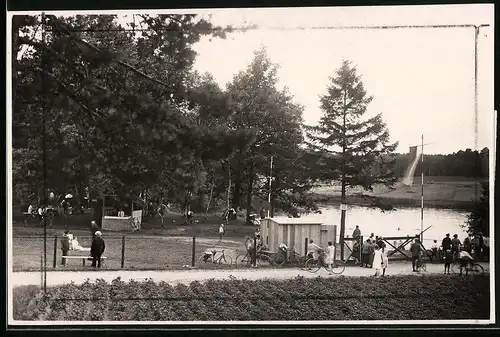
[392,148,489,178]
[11,14,489,223]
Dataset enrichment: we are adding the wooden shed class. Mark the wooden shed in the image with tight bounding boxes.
[260,217,337,256]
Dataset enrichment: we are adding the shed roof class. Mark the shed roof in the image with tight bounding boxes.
[269,217,326,225]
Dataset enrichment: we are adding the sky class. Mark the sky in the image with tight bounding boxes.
[10,5,495,155]
[190,5,494,155]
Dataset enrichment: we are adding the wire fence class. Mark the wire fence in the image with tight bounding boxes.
[12,234,253,272]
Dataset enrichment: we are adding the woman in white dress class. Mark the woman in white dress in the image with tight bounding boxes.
[325,241,335,275]
[372,245,383,277]
[381,246,389,276]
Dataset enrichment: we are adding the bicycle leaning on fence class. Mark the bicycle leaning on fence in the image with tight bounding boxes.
[199,249,233,265]
[415,252,427,272]
[270,245,307,268]
[235,248,271,266]
[304,251,346,275]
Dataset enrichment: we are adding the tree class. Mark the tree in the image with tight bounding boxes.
[12,14,233,207]
[224,48,315,222]
[306,60,398,259]
[464,182,489,236]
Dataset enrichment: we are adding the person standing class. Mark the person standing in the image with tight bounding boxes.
[381,246,389,276]
[372,245,383,277]
[368,239,378,268]
[476,232,485,262]
[410,238,423,272]
[61,230,70,266]
[451,234,461,259]
[443,249,453,275]
[90,231,105,268]
[430,240,439,263]
[325,241,336,275]
[463,235,472,254]
[441,233,452,251]
[219,223,225,243]
[361,239,371,267]
[376,236,386,249]
[352,225,361,243]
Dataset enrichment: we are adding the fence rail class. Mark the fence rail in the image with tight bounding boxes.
[12,234,256,272]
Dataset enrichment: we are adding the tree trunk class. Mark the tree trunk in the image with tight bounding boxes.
[340,90,347,261]
[245,164,254,224]
[231,170,242,210]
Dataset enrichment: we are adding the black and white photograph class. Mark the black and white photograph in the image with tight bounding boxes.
[7,4,495,325]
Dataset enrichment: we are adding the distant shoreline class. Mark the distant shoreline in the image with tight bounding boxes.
[311,193,474,211]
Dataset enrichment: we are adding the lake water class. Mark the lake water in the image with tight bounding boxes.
[296,205,470,247]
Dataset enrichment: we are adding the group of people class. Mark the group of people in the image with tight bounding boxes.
[431,232,485,276]
[60,221,106,268]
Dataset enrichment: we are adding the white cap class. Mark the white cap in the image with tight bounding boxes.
[95,231,102,236]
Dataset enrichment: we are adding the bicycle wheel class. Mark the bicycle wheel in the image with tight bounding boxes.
[305,258,321,273]
[451,262,461,274]
[297,255,308,270]
[270,252,286,267]
[331,261,346,275]
[470,263,485,276]
[219,255,232,265]
[199,255,213,264]
[256,254,271,267]
[288,253,303,268]
[235,253,251,265]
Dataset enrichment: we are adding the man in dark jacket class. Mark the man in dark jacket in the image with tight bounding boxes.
[352,225,361,243]
[61,230,70,266]
[410,239,423,272]
[91,231,105,268]
[441,233,452,251]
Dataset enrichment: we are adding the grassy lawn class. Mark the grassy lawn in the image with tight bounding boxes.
[312,176,486,210]
[13,274,490,321]
[12,225,256,272]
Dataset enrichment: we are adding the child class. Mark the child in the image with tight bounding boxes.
[444,249,453,274]
[372,245,383,277]
[218,223,225,243]
[325,241,335,275]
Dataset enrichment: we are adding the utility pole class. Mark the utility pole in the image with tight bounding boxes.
[473,24,489,201]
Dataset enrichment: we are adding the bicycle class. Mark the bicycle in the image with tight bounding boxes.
[270,246,306,268]
[451,261,485,276]
[304,252,346,275]
[235,249,271,266]
[199,249,233,265]
[415,255,427,272]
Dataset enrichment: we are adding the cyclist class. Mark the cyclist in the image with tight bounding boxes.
[457,247,474,276]
[307,239,324,264]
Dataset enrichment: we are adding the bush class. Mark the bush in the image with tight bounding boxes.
[14,275,489,321]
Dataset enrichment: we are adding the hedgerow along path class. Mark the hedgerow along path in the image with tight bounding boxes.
[11,261,490,287]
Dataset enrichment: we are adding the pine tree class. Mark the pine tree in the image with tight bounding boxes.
[306,60,398,259]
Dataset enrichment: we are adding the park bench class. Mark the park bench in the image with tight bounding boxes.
[62,255,107,266]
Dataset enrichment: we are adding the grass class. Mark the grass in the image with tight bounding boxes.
[13,274,490,321]
[312,176,487,210]
[11,225,256,272]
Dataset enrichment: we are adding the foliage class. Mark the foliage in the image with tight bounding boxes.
[393,147,489,178]
[465,182,489,236]
[16,275,489,321]
[306,60,398,192]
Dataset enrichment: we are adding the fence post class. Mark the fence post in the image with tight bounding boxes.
[53,235,57,268]
[40,254,43,289]
[252,236,257,266]
[191,236,196,267]
[121,236,126,269]
[359,235,363,264]
[304,238,308,257]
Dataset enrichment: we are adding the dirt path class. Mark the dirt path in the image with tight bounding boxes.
[10,262,490,287]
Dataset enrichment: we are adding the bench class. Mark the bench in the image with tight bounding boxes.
[62,256,107,266]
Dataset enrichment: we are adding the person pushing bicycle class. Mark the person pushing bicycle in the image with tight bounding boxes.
[457,246,474,276]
